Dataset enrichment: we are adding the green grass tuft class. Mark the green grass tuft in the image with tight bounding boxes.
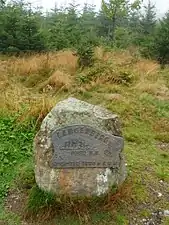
[0,113,36,202]
[26,185,56,213]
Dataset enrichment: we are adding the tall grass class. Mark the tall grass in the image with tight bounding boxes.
[0,47,168,121]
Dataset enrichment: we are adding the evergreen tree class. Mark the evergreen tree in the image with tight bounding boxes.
[101,0,141,42]
[0,1,45,53]
[44,5,68,50]
[97,10,112,39]
[65,2,81,47]
[0,0,169,68]
[79,4,98,45]
[153,11,169,67]
[140,0,156,35]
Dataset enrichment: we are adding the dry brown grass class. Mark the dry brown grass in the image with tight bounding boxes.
[19,95,62,124]
[0,78,29,112]
[96,48,136,66]
[3,50,77,77]
[23,180,133,224]
[40,70,73,93]
[134,60,159,76]
[0,78,59,119]
[153,118,169,133]
[134,79,165,94]
[133,62,169,98]
[93,47,161,88]
[0,51,77,119]
[130,57,169,98]
[50,50,78,74]
[0,47,166,120]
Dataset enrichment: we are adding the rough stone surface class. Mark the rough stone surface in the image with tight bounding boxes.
[34,97,127,196]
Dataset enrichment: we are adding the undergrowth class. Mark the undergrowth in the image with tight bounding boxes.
[0,113,36,202]
[0,48,169,224]
[24,181,132,224]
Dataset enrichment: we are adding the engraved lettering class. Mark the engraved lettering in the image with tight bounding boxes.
[59,155,64,160]
[71,140,77,147]
[74,128,79,133]
[89,151,99,156]
[90,130,95,136]
[103,162,106,166]
[104,137,109,144]
[104,150,113,157]
[64,141,71,148]
[94,132,100,139]
[85,128,90,134]
[85,144,90,150]
[68,128,73,135]
[51,124,124,168]
[80,127,84,133]
[79,140,85,148]
[56,132,61,138]
[71,151,86,156]
[62,129,67,136]
[99,135,104,141]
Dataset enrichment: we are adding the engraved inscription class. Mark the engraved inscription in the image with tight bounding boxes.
[51,124,124,168]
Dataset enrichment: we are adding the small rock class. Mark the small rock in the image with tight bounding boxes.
[159,211,163,215]
[147,221,155,225]
[157,192,162,197]
[164,210,169,216]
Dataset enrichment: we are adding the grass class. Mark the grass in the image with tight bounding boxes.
[0,114,36,202]
[22,181,133,224]
[26,185,56,213]
[0,47,169,224]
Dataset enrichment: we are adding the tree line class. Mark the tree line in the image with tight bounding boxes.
[0,0,169,66]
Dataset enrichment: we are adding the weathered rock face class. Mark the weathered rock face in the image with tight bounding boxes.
[34,97,127,197]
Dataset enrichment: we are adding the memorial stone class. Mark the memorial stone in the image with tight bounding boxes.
[34,97,127,196]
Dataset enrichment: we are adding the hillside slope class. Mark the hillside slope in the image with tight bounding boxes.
[0,48,169,225]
